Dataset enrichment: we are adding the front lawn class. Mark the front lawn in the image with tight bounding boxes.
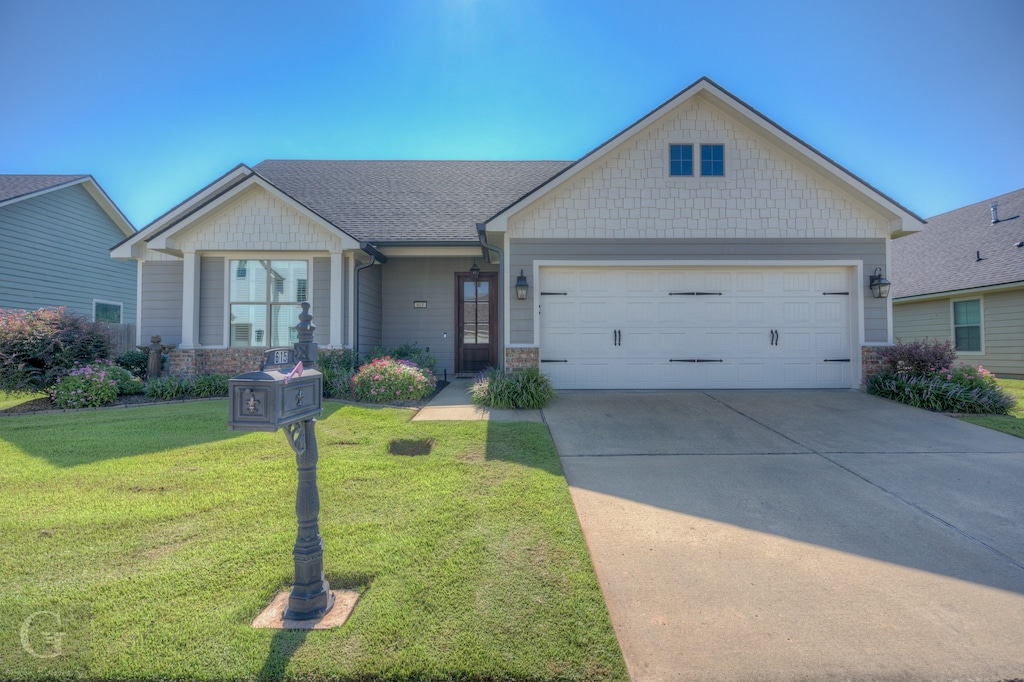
[961,378,1024,439]
[0,402,626,681]
[0,390,45,411]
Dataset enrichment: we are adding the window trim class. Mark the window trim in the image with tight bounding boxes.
[951,297,984,355]
[93,300,123,323]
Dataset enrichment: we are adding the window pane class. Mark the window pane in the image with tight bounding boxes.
[270,304,301,346]
[230,304,266,347]
[230,260,267,302]
[269,261,308,302]
[955,325,981,352]
[953,299,980,325]
[669,144,693,176]
[701,144,724,176]
[94,302,121,323]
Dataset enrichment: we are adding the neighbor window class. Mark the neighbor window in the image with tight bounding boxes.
[952,299,982,352]
[93,301,122,323]
[669,144,693,176]
[701,144,724,176]
[230,259,308,347]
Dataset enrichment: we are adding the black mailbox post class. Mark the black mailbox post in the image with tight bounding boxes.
[228,302,334,621]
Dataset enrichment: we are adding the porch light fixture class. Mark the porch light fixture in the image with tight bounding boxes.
[515,269,529,300]
[470,262,480,279]
[869,268,891,299]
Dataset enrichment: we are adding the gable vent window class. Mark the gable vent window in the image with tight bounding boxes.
[669,144,694,176]
[701,144,725,176]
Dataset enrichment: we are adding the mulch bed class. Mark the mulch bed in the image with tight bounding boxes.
[0,381,450,416]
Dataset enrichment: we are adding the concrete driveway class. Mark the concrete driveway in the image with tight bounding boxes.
[544,390,1024,682]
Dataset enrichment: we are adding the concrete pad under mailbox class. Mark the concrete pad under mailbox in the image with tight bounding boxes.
[252,590,360,630]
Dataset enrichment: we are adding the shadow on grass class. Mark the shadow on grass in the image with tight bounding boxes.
[0,401,347,467]
[482,420,564,477]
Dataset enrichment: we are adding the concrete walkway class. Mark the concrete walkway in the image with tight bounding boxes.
[546,390,1024,681]
[411,378,543,422]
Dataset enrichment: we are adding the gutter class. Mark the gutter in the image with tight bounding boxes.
[352,243,389,359]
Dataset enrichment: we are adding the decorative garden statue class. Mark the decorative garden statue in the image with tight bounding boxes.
[138,335,176,379]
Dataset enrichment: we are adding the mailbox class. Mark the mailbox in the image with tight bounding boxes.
[228,348,322,432]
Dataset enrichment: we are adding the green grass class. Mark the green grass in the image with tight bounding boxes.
[0,390,45,411]
[0,402,626,681]
[961,378,1024,438]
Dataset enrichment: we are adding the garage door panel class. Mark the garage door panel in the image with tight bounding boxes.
[539,266,854,390]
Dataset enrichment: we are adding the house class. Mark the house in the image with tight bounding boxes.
[892,186,1024,378]
[111,77,923,389]
[0,174,137,323]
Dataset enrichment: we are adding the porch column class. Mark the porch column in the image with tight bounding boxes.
[329,252,344,347]
[181,251,200,349]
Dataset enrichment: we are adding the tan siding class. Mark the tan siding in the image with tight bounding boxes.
[198,257,225,346]
[381,257,496,377]
[893,299,950,343]
[509,238,887,344]
[140,260,183,345]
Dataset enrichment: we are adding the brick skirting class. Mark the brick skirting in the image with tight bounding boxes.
[861,345,889,384]
[168,348,266,378]
[504,346,539,372]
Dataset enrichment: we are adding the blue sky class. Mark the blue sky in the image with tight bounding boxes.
[1,0,1022,228]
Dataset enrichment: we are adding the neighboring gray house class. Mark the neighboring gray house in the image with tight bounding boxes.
[892,186,1024,378]
[0,174,137,323]
[112,77,923,388]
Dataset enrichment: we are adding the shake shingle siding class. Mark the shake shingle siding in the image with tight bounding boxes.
[0,182,136,321]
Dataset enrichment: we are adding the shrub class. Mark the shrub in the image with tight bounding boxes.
[105,362,145,395]
[470,367,556,409]
[878,338,957,376]
[143,374,230,400]
[318,348,359,399]
[367,343,438,376]
[50,361,119,409]
[865,371,1016,414]
[0,307,112,393]
[115,349,149,379]
[350,356,436,403]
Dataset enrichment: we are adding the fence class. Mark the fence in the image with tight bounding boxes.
[96,322,137,356]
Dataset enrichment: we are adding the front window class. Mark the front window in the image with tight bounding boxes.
[230,259,307,347]
[94,301,122,323]
[953,299,982,352]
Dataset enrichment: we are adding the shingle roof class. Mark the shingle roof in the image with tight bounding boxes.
[252,160,572,243]
[891,187,1024,299]
[0,174,88,204]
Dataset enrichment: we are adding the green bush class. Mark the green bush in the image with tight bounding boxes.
[865,370,1016,414]
[350,356,436,403]
[106,362,145,395]
[115,349,150,379]
[143,374,230,400]
[0,307,112,393]
[50,361,119,409]
[470,367,556,409]
[318,348,359,399]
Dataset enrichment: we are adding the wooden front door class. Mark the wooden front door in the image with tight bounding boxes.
[456,272,498,374]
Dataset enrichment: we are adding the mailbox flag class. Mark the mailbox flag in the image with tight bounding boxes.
[284,361,304,384]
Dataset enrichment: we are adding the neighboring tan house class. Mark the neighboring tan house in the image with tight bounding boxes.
[892,186,1024,378]
[0,174,137,323]
[111,77,923,389]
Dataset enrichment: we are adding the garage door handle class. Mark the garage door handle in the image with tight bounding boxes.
[770,329,779,346]
[613,329,621,346]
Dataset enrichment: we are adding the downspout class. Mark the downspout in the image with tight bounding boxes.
[476,223,505,369]
[352,243,388,360]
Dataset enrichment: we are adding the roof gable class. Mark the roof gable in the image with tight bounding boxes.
[486,77,924,236]
[0,174,134,236]
[892,186,1024,299]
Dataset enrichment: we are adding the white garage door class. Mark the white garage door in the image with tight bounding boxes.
[538,266,854,389]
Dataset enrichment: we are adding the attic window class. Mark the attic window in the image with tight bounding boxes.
[669,144,693,176]
[700,144,724,176]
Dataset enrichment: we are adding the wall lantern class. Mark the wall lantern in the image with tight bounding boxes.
[515,269,529,300]
[469,262,480,279]
[869,268,891,299]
